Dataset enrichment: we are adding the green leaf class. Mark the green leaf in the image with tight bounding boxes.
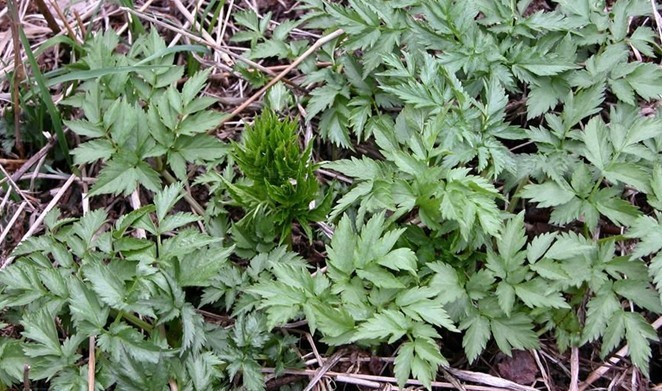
[514,279,569,309]
[629,26,656,57]
[460,313,491,363]
[545,232,594,260]
[376,248,417,273]
[352,310,409,344]
[91,157,162,196]
[520,181,576,207]
[154,182,184,223]
[65,119,105,138]
[490,313,539,355]
[582,117,611,170]
[527,232,558,263]
[98,323,164,364]
[623,312,657,374]
[428,262,465,304]
[326,214,357,278]
[264,82,293,112]
[497,212,527,260]
[178,110,225,136]
[626,63,662,101]
[356,264,406,289]
[68,278,110,333]
[394,341,414,388]
[181,69,211,105]
[397,288,458,331]
[83,260,128,310]
[20,310,61,357]
[177,245,233,287]
[627,215,662,258]
[72,139,115,164]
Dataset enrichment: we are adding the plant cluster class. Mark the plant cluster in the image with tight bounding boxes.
[63,30,227,196]
[225,110,330,243]
[1,0,662,390]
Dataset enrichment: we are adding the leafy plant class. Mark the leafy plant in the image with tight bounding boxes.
[225,110,331,243]
[0,184,297,390]
[62,30,227,196]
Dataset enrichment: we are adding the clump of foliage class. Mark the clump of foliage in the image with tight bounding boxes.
[2,0,662,390]
[226,110,330,243]
[0,184,300,390]
[62,30,227,196]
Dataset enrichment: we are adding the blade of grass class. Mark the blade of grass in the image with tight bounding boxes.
[33,35,79,57]
[133,44,208,65]
[18,29,73,167]
[117,0,146,35]
[8,0,24,156]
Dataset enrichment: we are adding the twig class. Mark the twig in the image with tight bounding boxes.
[262,368,518,391]
[1,135,57,185]
[445,368,538,391]
[569,347,579,391]
[88,336,95,391]
[303,350,345,391]
[129,189,147,239]
[650,0,662,44]
[22,364,30,391]
[2,174,77,268]
[170,0,233,65]
[211,28,345,132]
[47,0,82,44]
[33,0,61,34]
[531,350,553,391]
[0,201,27,246]
[579,315,662,391]
[0,164,36,210]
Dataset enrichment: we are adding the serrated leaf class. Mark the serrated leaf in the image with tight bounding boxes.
[520,181,576,207]
[154,182,184,223]
[428,262,464,304]
[490,313,539,355]
[376,248,417,273]
[65,119,105,138]
[582,117,611,170]
[83,261,127,309]
[20,310,61,356]
[496,282,516,316]
[352,310,408,344]
[394,342,414,388]
[177,245,233,287]
[72,139,115,164]
[600,309,626,358]
[527,232,558,263]
[623,312,657,374]
[178,110,225,136]
[356,264,406,289]
[514,279,569,309]
[498,212,527,260]
[91,157,161,196]
[545,232,594,260]
[460,313,491,363]
[68,278,109,333]
[181,69,211,105]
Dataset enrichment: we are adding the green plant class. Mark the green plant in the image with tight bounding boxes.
[224,110,331,243]
[3,0,662,389]
[61,30,227,196]
[0,184,299,390]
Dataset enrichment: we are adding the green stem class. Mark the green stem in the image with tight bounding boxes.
[506,178,528,213]
[116,310,154,333]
